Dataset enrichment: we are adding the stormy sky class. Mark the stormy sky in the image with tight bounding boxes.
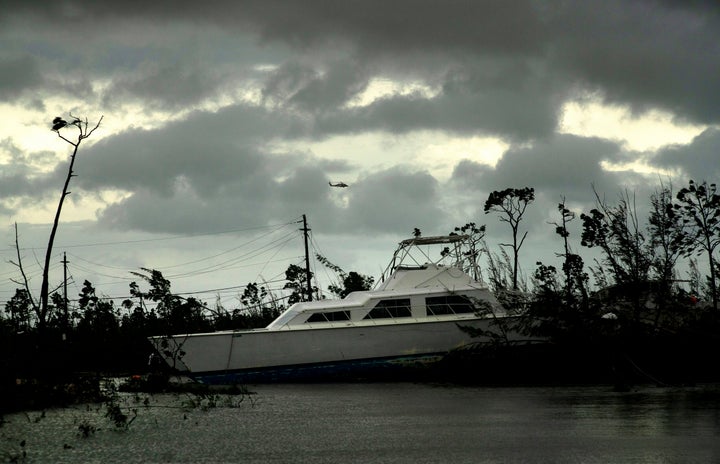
[1,0,719,309]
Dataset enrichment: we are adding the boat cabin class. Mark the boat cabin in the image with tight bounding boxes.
[266,263,500,330]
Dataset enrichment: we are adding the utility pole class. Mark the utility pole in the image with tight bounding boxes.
[302,214,312,301]
[62,252,69,339]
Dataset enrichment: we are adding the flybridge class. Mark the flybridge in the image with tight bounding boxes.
[383,234,477,283]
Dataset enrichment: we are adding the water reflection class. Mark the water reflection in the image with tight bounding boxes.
[553,387,720,437]
[2,383,719,463]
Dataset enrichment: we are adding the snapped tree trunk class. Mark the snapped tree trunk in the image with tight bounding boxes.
[37,115,103,333]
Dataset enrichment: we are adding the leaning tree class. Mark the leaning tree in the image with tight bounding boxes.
[36,115,103,332]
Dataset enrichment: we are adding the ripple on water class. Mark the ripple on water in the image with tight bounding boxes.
[2,383,720,463]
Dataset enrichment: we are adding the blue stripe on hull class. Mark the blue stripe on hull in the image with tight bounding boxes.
[191,353,446,384]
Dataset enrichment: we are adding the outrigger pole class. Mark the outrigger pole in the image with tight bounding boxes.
[302,214,313,301]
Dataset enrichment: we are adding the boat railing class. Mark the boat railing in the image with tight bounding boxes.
[379,234,483,285]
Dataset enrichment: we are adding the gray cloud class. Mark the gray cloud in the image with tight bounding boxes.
[546,0,720,124]
[75,105,299,195]
[4,0,719,126]
[447,134,661,252]
[0,138,63,212]
[1,1,547,54]
[0,55,44,101]
[3,0,720,304]
[103,62,227,111]
[3,0,718,142]
[451,134,624,199]
[339,166,447,235]
[650,128,720,182]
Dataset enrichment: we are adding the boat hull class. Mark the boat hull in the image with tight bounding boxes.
[151,317,519,384]
[194,353,446,383]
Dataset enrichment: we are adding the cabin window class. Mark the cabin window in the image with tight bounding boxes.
[426,295,475,315]
[305,310,350,323]
[364,299,412,319]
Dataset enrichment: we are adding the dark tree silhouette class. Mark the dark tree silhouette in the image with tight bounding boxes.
[36,115,103,333]
[484,187,535,290]
[316,254,374,298]
[4,289,32,334]
[551,198,588,305]
[673,180,720,310]
[129,268,211,334]
[284,264,317,304]
[648,184,686,324]
[580,189,651,322]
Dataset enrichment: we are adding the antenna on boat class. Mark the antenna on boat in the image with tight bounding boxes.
[302,214,313,301]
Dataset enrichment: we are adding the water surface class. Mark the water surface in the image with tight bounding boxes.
[3,383,719,463]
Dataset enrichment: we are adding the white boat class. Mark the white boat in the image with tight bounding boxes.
[149,235,523,383]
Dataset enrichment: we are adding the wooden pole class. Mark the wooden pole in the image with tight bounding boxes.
[302,214,312,301]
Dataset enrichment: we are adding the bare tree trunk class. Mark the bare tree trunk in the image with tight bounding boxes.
[37,115,103,333]
[39,142,80,331]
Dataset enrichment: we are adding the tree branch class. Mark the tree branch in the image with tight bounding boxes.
[11,222,38,311]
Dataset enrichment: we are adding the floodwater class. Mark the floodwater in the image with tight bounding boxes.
[2,383,719,463]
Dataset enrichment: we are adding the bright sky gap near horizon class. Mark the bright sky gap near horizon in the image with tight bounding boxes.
[1,1,719,310]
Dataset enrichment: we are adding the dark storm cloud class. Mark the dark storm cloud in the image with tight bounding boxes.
[314,65,563,140]
[651,127,720,182]
[1,30,100,105]
[276,0,714,131]
[262,62,321,107]
[94,175,337,234]
[443,136,668,274]
[75,105,301,195]
[40,105,347,234]
[2,0,547,55]
[102,62,229,111]
[0,56,44,100]
[1,16,282,111]
[286,61,370,112]
[270,166,342,221]
[241,0,548,57]
[92,156,342,234]
[491,135,627,197]
[452,134,624,198]
[0,139,60,209]
[4,0,718,139]
[3,0,720,238]
[85,116,448,236]
[6,0,720,311]
[546,0,720,124]
[339,167,448,234]
[0,171,34,202]
[448,133,657,244]
[94,159,445,236]
[259,56,564,141]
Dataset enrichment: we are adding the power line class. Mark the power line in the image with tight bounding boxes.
[12,219,302,251]
[161,230,300,279]
[0,217,311,308]
[146,222,298,271]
